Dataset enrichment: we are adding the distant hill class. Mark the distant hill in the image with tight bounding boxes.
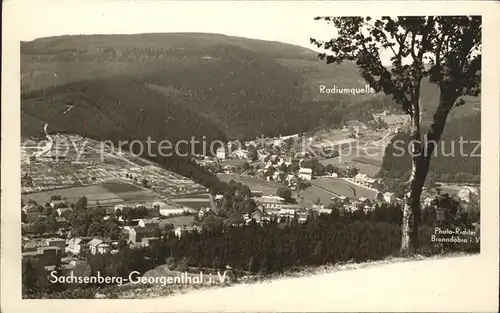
[21,33,316,93]
[21,33,317,59]
[21,33,385,140]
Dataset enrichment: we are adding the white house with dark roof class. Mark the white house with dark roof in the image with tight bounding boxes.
[50,200,67,209]
[298,167,313,181]
[174,225,202,238]
[319,207,333,215]
[67,237,92,255]
[257,196,285,213]
[280,204,301,216]
[56,207,71,217]
[46,238,66,251]
[458,186,479,203]
[383,192,396,204]
[138,218,160,228]
[88,238,111,255]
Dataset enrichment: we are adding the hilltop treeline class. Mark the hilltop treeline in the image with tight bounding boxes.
[21,33,316,60]
[22,45,307,63]
[380,112,481,183]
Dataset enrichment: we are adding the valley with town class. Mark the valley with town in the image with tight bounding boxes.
[19,29,481,300]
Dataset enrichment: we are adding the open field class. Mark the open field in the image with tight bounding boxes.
[217,173,283,196]
[101,181,144,193]
[22,180,160,207]
[352,156,382,166]
[112,190,159,202]
[101,180,159,201]
[159,215,196,229]
[318,139,387,177]
[295,185,339,207]
[310,127,393,178]
[319,157,381,177]
[217,173,376,206]
[172,193,212,200]
[219,172,333,206]
[170,193,212,210]
[311,178,378,199]
[155,255,495,312]
[22,134,205,197]
[296,178,377,207]
[171,200,211,210]
[22,184,122,206]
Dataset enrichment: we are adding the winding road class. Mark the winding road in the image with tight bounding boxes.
[34,123,53,157]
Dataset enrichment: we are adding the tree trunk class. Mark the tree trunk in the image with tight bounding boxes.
[401,113,423,253]
[401,159,425,252]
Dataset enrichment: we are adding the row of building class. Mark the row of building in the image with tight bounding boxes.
[22,215,204,269]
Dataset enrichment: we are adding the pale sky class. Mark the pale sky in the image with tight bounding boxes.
[6,0,489,65]
[7,0,404,64]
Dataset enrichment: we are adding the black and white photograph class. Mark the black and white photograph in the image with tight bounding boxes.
[1,1,499,312]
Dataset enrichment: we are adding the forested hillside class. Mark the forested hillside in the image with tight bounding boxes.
[21,78,228,145]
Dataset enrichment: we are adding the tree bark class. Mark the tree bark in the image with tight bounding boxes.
[401,97,422,253]
[400,84,457,253]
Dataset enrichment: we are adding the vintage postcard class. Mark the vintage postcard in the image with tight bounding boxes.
[1,0,499,312]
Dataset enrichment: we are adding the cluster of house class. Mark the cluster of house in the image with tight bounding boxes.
[202,184,402,226]
[22,198,198,235]
[251,195,309,223]
[28,154,73,165]
[341,120,369,139]
[336,191,397,212]
[245,134,299,150]
[198,146,314,188]
[224,188,397,224]
[22,238,65,267]
[21,196,213,269]
[21,211,204,271]
[195,132,301,166]
[22,200,71,232]
[114,200,195,217]
[173,225,203,238]
[420,185,480,208]
[372,111,410,133]
[215,145,250,160]
[217,191,400,226]
[457,186,480,204]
